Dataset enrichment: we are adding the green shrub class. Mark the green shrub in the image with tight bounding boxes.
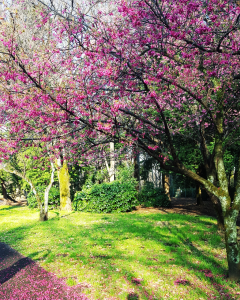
[27,190,40,209]
[48,186,60,207]
[73,190,89,211]
[139,182,171,208]
[27,186,60,209]
[73,180,138,213]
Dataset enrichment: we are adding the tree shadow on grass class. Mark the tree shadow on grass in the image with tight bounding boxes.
[0,209,238,299]
[85,214,238,299]
[0,205,20,211]
[164,224,236,300]
[40,212,230,299]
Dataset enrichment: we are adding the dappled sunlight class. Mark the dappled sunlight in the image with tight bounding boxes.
[0,206,239,299]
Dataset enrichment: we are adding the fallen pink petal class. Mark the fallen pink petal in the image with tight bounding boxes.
[0,243,88,300]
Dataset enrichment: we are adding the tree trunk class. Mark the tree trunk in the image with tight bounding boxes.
[105,142,115,182]
[196,184,204,206]
[206,192,225,231]
[133,148,140,191]
[57,159,72,211]
[163,173,170,200]
[224,211,240,280]
[39,211,48,221]
[41,162,55,221]
[234,154,239,190]
[0,165,44,220]
[0,179,17,202]
[109,142,115,182]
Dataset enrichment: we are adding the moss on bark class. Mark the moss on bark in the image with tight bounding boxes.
[224,211,240,280]
[57,161,72,211]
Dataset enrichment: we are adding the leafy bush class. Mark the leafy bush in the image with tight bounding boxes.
[27,190,40,209]
[73,179,138,213]
[116,164,136,184]
[27,186,60,209]
[48,186,60,207]
[139,182,171,208]
[73,164,138,213]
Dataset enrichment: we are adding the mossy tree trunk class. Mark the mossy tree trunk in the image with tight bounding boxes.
[147,110,240,280]
[179,154,240,279]
[224,210,240,280]
[210,195,225,231]
[56,159,72,211]
[196,132,240,278]
[201,132,240,279]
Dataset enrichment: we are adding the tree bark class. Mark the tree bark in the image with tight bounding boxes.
[0,178,17,202]
[41,162,55,221]
[224,210,240,280]
[205,191,225,231]
[162,173,170,200]
[133,147,140,191]
[56,159,72,211]
[196,184,204,206]
[234,153,240,190]
[109,142,115,182]
[105,142,115,182]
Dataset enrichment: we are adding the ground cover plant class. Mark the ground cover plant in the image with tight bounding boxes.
[0,205,240,299]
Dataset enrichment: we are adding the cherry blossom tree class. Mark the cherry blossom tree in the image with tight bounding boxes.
[65,0,240,280]
[1,0,240,279]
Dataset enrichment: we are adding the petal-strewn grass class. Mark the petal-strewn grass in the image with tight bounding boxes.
[0,205,239,299]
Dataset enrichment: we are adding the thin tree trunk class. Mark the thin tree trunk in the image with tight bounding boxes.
[196,183,204,206]
[133,147,140,191]
[163,173,170,200]
[109,142,115,182]
[56,159,72,211]
[0,178,17,202]
[41,162,55,221]
[0,165,44,220]
[234,153,239,190]
[105,142,115,182]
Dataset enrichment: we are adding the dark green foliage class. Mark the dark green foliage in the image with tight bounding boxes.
[69,164,90,200]
[73,165,138,213]
[27,186,60,209]
[73,181,138,213]
[139,182,171,208]
[48,187,60,207]
[0,170,21,199]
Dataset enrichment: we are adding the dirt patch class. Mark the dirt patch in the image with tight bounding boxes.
[168,197,217,217]
[136,198,216,216]
[0,199,27,206]
[136,197,240,225]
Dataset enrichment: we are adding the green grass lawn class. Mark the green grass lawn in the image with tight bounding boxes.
[0,205,239,299]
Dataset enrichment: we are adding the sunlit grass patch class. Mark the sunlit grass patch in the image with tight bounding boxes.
[0,205,240,299]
